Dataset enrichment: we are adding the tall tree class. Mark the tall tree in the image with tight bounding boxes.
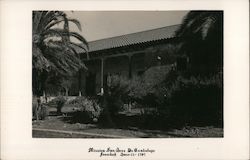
[32,11,88,96]
[175,11,223,75]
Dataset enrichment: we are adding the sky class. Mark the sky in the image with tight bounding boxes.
[64,11,189,42]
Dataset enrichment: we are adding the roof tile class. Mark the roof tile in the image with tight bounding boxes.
[77,24,180,53]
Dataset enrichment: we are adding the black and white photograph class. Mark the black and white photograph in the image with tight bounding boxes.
[32,11,224,138]
[0,0,249,160]
[1,0,249,159]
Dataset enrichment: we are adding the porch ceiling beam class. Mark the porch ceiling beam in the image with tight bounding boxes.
[84,50,144,61]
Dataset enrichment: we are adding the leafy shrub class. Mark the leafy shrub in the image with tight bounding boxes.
[105,75,130,116]
[49,96,67,114]
[39,104,48,120]
[32,97,39,120]
[163,73,223,127]
[98,96,116,128]
[68,97,102,123]
[32,97,48,120]
[105,66,223,128]
[107,75,130,102]
[129,66,171,101]
[101,66,172,127]
[107,65,171,108]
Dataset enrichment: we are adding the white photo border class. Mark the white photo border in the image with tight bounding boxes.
[0,0,249,159]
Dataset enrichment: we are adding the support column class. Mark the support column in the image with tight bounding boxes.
[100,58,105,95]
[78,68,82,96]
[128,55,132,79]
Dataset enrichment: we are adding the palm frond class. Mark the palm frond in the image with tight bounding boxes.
[68,42,89,59]
[44,18,82,31]
[68,19,82,31]
[48,45,87,70]
[33,11,88,78]
[32,11,43,34]
[44,19,64,30]
[32,45,53,71]
[45,48,85,75]
[38,11,65,33]
[67,32,88,48]
[42,28,64,38]
[175,11,222,40]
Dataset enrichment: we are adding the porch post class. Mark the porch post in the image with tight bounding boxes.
[128,55,132,79]
[78,68,82,96]
[100,58,105,95]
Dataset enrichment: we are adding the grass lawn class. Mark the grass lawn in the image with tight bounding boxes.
[33,115,223,138]
[33,103,223,138]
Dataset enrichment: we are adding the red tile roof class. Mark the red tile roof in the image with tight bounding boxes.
[77,24,180,53]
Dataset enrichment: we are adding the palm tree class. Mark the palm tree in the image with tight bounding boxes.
[32,11,88,96]
[175,11,223,75]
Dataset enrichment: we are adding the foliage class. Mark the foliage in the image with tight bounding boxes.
[32,11,88,73]
[162,11,224,126]
[32,97,48,120]
[49,96,67,114]
[32,11,88,96]
[106,67,223,128]
[98,96,116,128]
[94,11,224,129]
[56,76,75,96]
[144,43,180,67]
[175,11,223,75]
[39,104,49,120]
[32,97,39,120]
[157,72,223,127]
[106,65,171,109]
[97,75,132,127]
[175,11,223,40]
[130,66,171,104]
[68,97,102,123]
[106,74,130,103]
[43,72,80,96]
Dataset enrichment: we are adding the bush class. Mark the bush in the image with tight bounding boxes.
[106,65,171,108]
[164,74,223,127]
[98,96,116,128]
[32,97,48,120]
[101,67,172,128]
[105,75,130,115]
[39,104,48,120]
[107,75,130,101]
[105,67,223,128]
[68,97,102,123]
[49,96,67,115]
[128,66,171,102]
